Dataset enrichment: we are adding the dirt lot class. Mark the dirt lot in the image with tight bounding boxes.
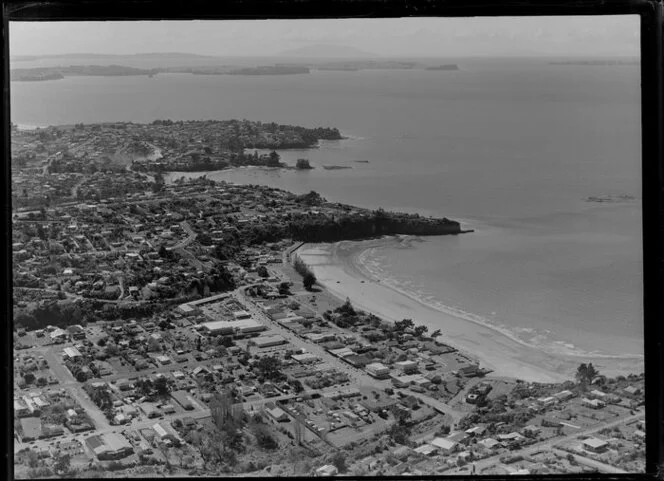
[292,290,343,317]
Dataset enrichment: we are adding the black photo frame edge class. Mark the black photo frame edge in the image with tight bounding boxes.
[1,1,662,480]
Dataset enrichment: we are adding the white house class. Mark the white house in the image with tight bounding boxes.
[430,437,458,454]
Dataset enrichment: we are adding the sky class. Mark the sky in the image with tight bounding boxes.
[10,16,639,57]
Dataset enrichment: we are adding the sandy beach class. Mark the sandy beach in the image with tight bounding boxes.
[296,238,644,384]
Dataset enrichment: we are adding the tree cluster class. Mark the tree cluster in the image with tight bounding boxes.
[293,257,317,290]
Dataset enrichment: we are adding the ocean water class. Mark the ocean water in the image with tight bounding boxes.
[11,58,643,358]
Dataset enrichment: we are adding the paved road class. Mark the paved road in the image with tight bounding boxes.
[405,390,465,424]
[40,348,112,431]
[173,221,197,250]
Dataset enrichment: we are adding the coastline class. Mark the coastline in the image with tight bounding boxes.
[296,237,644,383]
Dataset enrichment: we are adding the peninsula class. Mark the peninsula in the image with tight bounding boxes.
[11,120,343,174]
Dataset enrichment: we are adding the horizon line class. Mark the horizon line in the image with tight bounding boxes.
[11,51,641,59]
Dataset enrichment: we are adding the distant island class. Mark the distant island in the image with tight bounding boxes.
[11,64,156,81]
[11,64,310,81]
[549,60,638,66]
[586,194,637,203]
[11,71,64,82]
[316,66,359,71]
[11,59,470,82]
[225,66,310,76]
[425,64,460,71]
[322,165,352,170]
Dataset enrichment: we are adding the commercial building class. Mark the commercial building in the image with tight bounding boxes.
[582,437,609,453]
[176,304,199,316]
[478,438,501,450]
[152,422,182,446]
[19,418,42,442]
[554,390,574,402]
[394,360,418,374]
[581,398,606,409]
[85,432,134,460]
[265,405,289,422]
[139,402,162,418]
[201,319,266,336]
[430,437,458,454]
[170,390,194,410]
[252,334,286,348]
[21,396,38,416]
[14,399,30,417]
[305,333,336,344]
[50,328,68,342]
[63,347,82,360]
[291,353,319,364]
[316,465,339,476]
[366,363,390,379]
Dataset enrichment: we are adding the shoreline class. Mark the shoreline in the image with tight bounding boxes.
[296,237,644,383]
[347,237,641,361]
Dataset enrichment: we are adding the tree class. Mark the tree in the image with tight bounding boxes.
[256,266,269,278]
[302,272,316,290]
[291,379,304,393]
[255,355,283,381]
[154,376,170,397]
[329,451,348,474]
[135,378,153,398]
[576,363,599,385]
[53,453,71,475]
[413,325,428,338]
[394,318,415,333]
[295,190,324,206]
[431,329,442,338]
[387,423,411,445]
[267,151,281,167]
[390,405,412,425]
[295,159,313,170]
[278,282,291,296]
[147,337,161,353]
[336,298,356,316]
[251,423,278,450]
[105,344,120,357]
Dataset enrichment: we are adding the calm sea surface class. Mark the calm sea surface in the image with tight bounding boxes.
[11,59,643,357]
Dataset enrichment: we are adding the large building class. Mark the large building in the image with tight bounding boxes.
[14,399,30,418]
[366,362,390,379]
[201,319,266,336]
[63,346,82,360]
[582,437,609,453]
[85,432,134,460]
[394,360,418,374]
[170,390,194,410]
[152,422,182,446]
[253,334,286,348]
[19,418,42,442]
